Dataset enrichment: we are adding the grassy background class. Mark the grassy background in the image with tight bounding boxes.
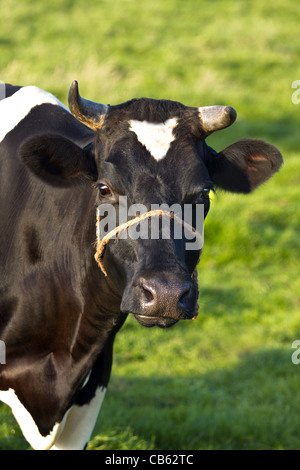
[1,0,300,450]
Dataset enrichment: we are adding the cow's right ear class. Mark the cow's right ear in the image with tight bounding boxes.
[19,135,97,187]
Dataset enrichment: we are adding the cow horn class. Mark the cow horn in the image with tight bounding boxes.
[198,105,237,134]
[68,80,109,131]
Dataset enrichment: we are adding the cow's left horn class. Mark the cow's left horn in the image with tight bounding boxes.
[198,105,237,134]
[68,80,109,131]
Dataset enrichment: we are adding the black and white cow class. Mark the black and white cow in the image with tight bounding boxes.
[0,82,282,449]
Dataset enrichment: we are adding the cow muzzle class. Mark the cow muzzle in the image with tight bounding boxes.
[120,273,198,328]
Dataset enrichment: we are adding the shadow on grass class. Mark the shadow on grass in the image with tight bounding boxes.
[90,346,300,450]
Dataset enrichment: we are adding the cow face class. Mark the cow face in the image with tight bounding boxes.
[20,81,283,328]
[92,100,218,328]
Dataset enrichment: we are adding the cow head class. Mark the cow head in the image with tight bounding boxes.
[20,81,283,328]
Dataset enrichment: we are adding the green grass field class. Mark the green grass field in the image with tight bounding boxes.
[1,0,300,450]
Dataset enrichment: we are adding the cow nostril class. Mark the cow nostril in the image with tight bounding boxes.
[140,279,155,304]
[143,288,154,303]
[140,278,193,313]
[178,283,192,308]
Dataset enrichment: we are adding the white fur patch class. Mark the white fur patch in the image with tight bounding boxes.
[0,384,107,450]
[51,386,107,450]
[0,388,61,450]
[0,85,67,143]
[129,118,178,161]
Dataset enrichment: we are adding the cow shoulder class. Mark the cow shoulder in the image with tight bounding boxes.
[0,85,67,143]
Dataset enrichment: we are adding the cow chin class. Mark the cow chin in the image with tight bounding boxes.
[132,314,179,329]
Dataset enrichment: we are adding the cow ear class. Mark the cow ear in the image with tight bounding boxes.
[19,135,97,187]
[210,138,283,193]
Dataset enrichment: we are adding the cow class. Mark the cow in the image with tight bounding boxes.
[0,81,283,449]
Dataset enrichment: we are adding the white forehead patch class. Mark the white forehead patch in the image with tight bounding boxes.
[129,117,178,161]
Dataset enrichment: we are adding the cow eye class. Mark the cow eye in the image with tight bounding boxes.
[97,183,112,198]
[200,188,211,198]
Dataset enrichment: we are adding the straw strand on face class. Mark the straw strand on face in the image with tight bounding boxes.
[95,209,202,276]
[94,209,201,317]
